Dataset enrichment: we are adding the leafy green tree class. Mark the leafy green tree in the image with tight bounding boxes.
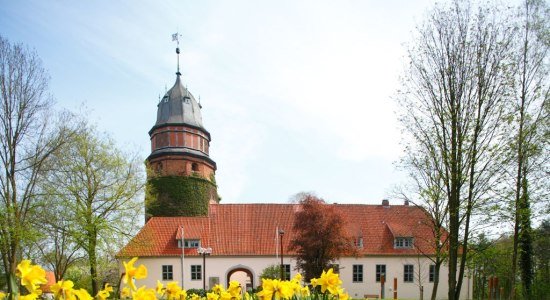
[0,35,75,297]
[469,234,514,300]
[397,1,515,299]
[505,1,549,298]
[532,220,550,298]
[289,194,354,282]
[42,125,144,295]
[260,265,283,280]
[33,194,87,281]
[395,152,449,300]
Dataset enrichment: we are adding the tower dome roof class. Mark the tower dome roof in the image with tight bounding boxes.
[155,74,204,129]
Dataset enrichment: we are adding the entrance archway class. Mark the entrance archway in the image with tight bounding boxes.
[227,268,254,293]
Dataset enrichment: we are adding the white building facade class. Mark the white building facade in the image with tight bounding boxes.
[118,203,472,300]
[122,255,472,300]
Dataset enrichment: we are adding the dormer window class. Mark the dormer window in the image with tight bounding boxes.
[178,239,201,248]
[354,237,364,248]
[394,237,413,249]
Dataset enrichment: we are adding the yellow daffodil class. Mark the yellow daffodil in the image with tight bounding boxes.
[292,274,302,282]
[165,281,181,300]
[317,269,342,295]
[0,291,5,300]
[121,287,131,299]
[19,293,39,300]
[156,280,165,296]
[96,290,110,300]
[310,278,318,287]
[207,291,220,300]
[190,293,201,300]
[300,286,310,297]
[289,277,301,294]
[178,289,187,300]
[212,284,224,295]
[339,292,349,300]
[96,283,113,300]
[132,286,156,300]
[278,280,294,299]
[51,279,76,300]
[74,288,93,300]
[219,291,232,300]
[227,280,241,298]
[123,257,148,291]
[257,278,274,300]
[257,278,293,300]
[16,260,47,294]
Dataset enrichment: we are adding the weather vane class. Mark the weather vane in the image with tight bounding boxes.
[172,33,182,75]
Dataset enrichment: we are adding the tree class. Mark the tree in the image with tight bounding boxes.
[397,1,514,299]
[260,264,283,280]
[469,234,514,300]
[0,35,75,297]
[532,220,550,298]
[394,152,449,300]
[289,194,354,282]
[505,1,549,298]
[42,125,144,295]
[32,200,84,281]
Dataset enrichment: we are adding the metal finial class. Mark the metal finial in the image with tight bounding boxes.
[172,33,182,75]
[198,95,202,109]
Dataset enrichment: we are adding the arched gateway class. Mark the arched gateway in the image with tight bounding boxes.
[226,266,254,292]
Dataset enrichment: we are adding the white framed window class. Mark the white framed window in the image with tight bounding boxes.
[354,237,364,248]
[394,237,413,248]
[177,239,201,248]
[283,264,291,280]
[404,264,414,283]
[191,265,202,280]
[352,265,363,282]
[162,265,173,280]
[376,264,386,282]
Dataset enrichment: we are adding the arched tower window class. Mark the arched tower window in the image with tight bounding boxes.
[156,162,163,174]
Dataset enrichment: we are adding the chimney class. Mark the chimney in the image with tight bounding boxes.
[404,200,410,206]
[382,199,390,207]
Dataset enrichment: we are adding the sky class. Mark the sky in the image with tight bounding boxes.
[0,0,437,205]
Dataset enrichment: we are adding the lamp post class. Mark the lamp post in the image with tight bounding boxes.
[197,247,212,290]
[278,229,285,280]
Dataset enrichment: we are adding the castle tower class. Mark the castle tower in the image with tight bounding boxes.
[145,49,218,219]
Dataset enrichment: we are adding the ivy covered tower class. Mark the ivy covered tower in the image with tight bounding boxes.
[145,46,218,220]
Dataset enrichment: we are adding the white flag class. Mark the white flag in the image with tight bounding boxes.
[172,33,179,42]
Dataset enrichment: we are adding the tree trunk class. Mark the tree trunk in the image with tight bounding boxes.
[448,191,459,300]
[518,170,533,298]
[88,228,99,296]
[430,260,442,300]
[7,235,19,298]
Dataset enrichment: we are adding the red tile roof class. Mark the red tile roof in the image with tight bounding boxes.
[117,203,439,258]
[386,222,414,237]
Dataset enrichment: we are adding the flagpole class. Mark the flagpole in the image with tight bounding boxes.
[275,226,279,260]
[172,33,181,75]
[184,226,189,288]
